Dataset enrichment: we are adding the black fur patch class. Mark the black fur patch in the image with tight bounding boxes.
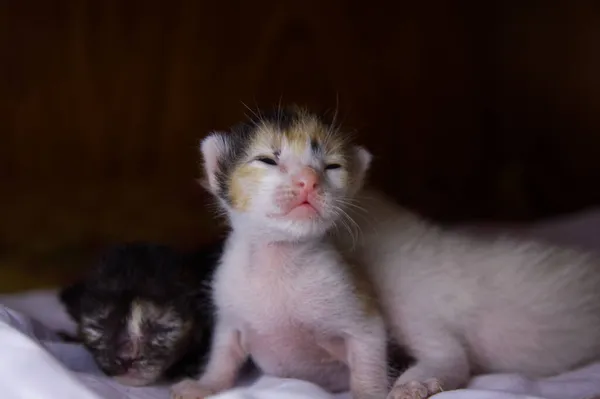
[59,241,223,382]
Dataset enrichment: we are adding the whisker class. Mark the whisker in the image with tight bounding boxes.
[331,208,356,249]
[241,101,260,122]
[331,92,340,132]
[330,204,361,250]
[335,198,368,214]
[276,95,284,126]
[254,98,264,122]
[335,199,372,229]
[338,207,362,248]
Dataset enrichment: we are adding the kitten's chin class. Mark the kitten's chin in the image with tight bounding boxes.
[285,203,320,220]
[113,374,157,387]
[272,217,333,241]
[234,209,333,241]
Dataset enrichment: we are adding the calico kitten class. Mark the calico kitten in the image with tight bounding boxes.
[60,241,222,386]
[173,106,600,399]
[171,106,390,399]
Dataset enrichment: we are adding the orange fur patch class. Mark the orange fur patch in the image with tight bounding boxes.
[229,164,266,211]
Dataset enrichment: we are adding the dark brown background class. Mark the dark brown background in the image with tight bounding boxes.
[1,1,600,292]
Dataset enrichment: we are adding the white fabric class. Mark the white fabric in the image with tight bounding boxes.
[0,208,599,399]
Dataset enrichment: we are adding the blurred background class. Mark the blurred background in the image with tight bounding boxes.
[1,1,600,293]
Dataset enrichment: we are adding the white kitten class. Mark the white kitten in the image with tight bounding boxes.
[171,106,390,399]
[339,189,600,398]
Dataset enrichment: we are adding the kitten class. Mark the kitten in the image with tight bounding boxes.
[340,189,600,399]
[171,106,390,399]
[60,241,222,386]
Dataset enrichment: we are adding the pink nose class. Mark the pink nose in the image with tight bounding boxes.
[294,167,319,192]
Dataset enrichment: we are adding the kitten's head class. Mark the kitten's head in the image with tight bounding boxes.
[76,293,194,386]
[60,243,215,386]
[200,106,372,240]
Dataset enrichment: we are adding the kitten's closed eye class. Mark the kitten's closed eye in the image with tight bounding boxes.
[81,325,103,343]
[325,163,342,170]
[150,325,176,335]
[255,156,277,166]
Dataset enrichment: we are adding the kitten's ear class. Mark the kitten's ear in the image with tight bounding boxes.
[354,145,372,176]
[200,132,230,194]
[59,281,85,322]
[350,145,372,192]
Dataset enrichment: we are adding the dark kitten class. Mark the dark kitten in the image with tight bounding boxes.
[59,241,223,386]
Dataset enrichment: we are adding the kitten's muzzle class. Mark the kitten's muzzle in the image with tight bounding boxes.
[114,357,134,373]
[111,361,162,386]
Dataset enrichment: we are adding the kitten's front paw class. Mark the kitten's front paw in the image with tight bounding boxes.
[387,378,442,399]
[170,379,215,399]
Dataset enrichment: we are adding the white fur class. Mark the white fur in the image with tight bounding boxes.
[201,133,230,194]
[185,234,389,397]
[171,135,389,399]
[128,301,145,339]
[336,189,600,398]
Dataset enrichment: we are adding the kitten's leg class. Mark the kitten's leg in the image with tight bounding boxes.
[171,320,246,399]
[387,324,469,399]
[328,315,390,399]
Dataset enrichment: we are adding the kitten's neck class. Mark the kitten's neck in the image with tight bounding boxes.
[227,227,326,275]
[239,227,326,248]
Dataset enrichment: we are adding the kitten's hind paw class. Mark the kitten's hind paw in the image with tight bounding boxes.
[170,379,216,399]
[387,378,443,399]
